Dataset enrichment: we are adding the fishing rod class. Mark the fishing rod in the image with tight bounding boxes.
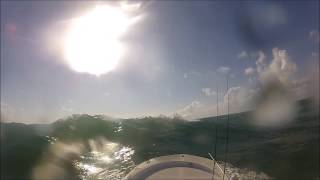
[211,86,219,180]
[223,77,230,180]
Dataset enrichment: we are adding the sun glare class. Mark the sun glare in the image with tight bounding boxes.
[64,4,139,76]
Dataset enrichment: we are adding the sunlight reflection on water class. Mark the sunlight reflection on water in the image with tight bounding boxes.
[76,141,135,180]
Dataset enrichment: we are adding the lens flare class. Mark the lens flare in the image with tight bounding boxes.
[64,4,140,76]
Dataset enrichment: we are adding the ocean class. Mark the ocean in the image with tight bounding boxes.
[1,99,319,180]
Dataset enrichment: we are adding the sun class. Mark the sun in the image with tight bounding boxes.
[64,4,139,76]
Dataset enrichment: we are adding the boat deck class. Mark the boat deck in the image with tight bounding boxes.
[125,154,229,180]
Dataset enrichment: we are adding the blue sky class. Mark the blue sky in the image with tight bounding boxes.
[1,1,319,123]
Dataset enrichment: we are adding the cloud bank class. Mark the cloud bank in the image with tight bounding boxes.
[201,88,217,96]
[177,47,314,125]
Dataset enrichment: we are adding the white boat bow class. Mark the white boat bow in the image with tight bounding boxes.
[124,154,229,180]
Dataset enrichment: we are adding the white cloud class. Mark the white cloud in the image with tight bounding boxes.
[244,67,256,83]
[255,51,267,74]
[183,70,201,79]
[249,48,297,88]
[244,67,255,76]
[176,86,257,120]
[243,48,303,127]
[237,51,249,59]
[223,86,257,113]
[176,101,203,120]
[247,48,310,101]
[178,47,313,124]
[217,66,231,75]
[201,88,216,96]
[268,48,297,85]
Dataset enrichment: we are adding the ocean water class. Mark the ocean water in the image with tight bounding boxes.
[1,99,319,180]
